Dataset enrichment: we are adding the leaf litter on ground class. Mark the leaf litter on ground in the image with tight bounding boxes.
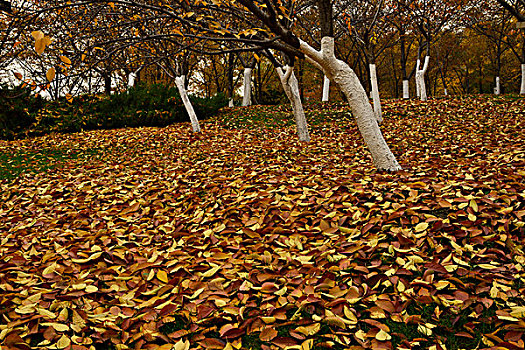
[0,95,524,350]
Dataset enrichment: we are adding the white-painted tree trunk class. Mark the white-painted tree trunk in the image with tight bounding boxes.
[300,37,401,171]
[494,76,501,95]
[369,64,383,123]
[419,56,430,101]
[228,99,234,107]
[521,64,525,94]
[403,80,409,99]
[175,75,201,132]
[444,88,448,96]
[128,72,136,88]
[415,59,421,98]
[276,66,310,142]
[322,75,330,102]
[242,68,252,106]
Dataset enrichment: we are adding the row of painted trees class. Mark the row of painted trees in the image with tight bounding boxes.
[1,0,524,171]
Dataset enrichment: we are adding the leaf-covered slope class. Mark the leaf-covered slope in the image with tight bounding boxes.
[0,96,524,350]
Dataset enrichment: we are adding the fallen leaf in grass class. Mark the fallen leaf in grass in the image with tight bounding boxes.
[260,327,278,341]
[174,339,190,350]
[510,306,525,319]
[375,329,391,341]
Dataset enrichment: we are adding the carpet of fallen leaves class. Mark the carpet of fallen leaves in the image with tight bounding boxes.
[1,96,524,350]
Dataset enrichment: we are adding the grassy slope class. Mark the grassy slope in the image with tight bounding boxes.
[0,95,524,350]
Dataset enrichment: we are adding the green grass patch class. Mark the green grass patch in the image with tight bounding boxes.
[0,147,100,181]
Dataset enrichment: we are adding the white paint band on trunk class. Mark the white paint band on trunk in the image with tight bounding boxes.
[322,75,330,102]
[175,75,201,132]
[403,80,409,99]
[242,68,252,106]
[521,64,525,94]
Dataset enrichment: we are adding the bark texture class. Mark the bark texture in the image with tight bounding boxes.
[276,66,311,142]
[175,75,201,133]
[242,68,252,106]
[300,37,401,171]
[495,76,501,95]
[322,75,330,102]
[369,64,383,123]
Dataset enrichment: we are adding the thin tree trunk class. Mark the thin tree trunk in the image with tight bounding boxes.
[521,64,525,94]
[276,66,310,142]
[104,73,111,96]
[242,68,252,106]
[175,75,201,132]
[418,56,430,101]
[495,76,501,95]
[369,63,383,123]
[403,80,409,99]
[322,75,330,102]
[300,37,401,171]
[400,33,409,99]
[128,72,136,88]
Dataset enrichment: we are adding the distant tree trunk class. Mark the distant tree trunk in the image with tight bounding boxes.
[520,38,525,94]
[128,72,136,88]
[104,73,111,96]
[400,33,410,99]
[416,56,430,101]
[521,64,525,94]
[175,75,201,132]
[322,75,330,102]
[495,76,501,95]
[276,66,310,142]
[242,68,252,106]
[227,53,235,106]
[369,63,383,123]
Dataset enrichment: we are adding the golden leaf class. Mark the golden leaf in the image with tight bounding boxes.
[157,270,169,283]
[375,329,392,341]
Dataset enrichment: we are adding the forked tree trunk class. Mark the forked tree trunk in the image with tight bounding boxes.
[369,64,383,123]
[495,76,501,95]
[300,37,401,171]
[322,75,330,102]
[175,75,201,132]
[403,80,409,99]
[242,68,252,106]
[276,66,311,142]
[521,64,525,94]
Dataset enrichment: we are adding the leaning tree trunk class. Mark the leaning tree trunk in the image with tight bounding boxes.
[175,75,201,132]
[322,75,330,102]
[242,68,252,106]
[300,37,401,171]
[276,66,311,142]
[369,63,383,123]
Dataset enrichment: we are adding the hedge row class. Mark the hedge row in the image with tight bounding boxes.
[0,84,228,139]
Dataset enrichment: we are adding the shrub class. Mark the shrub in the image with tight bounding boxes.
[0,84,43,139]
[1,83,229,139]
